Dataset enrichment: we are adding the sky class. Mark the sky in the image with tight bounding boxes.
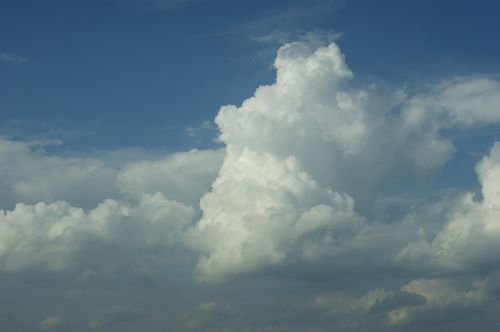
[1,0,500,331]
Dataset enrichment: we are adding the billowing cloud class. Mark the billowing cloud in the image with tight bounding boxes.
[1,39,500,331]
[0,193,193,272]
[397,142,500,274]
[187,41,500,282]
[0,139,119,209]
[0,139,223,209]
[0,140,224,278]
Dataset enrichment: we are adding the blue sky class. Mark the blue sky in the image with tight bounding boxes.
[2,1,500,331]
[2,0,499,151]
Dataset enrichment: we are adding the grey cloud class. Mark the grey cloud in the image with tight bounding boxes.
[89,305,146,329]
[39,315,63,330]
[387,278,490,326]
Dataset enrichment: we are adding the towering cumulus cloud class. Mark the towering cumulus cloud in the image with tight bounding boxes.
[188,41,500,282]
[2,39,500,331]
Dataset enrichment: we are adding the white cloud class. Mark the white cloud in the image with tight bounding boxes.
[118,148,224,206]
[3,41,497,287]
[0,138,221,280]
[2,38,500,331]
[187,40,500,281]
[0,193,193,272]
[0,139,119,210]
[0,138,223,210]
[405,77,500,127]
[398,143,500,273]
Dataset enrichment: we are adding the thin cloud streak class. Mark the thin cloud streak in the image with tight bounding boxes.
[0,53,29,63]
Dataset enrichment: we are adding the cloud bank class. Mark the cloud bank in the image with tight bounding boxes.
[1,40,500,331]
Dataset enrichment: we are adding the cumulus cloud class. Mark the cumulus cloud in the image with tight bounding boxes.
[405,78,500,127]
[0,193,193,272]
[0,139,119,209]
[118,148,224,206]
[0,140,223,277]
[4,41,499,287]
[397,143,500,273]
[0,138,223,209]
[187,40,500,281]
[2,39,500,330]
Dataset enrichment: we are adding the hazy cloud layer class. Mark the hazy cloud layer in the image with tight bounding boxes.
[1,40,500,331]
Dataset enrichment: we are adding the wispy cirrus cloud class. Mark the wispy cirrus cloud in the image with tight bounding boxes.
[208,0,337,39]
[143,0,206,11]
[0,53,29,63]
